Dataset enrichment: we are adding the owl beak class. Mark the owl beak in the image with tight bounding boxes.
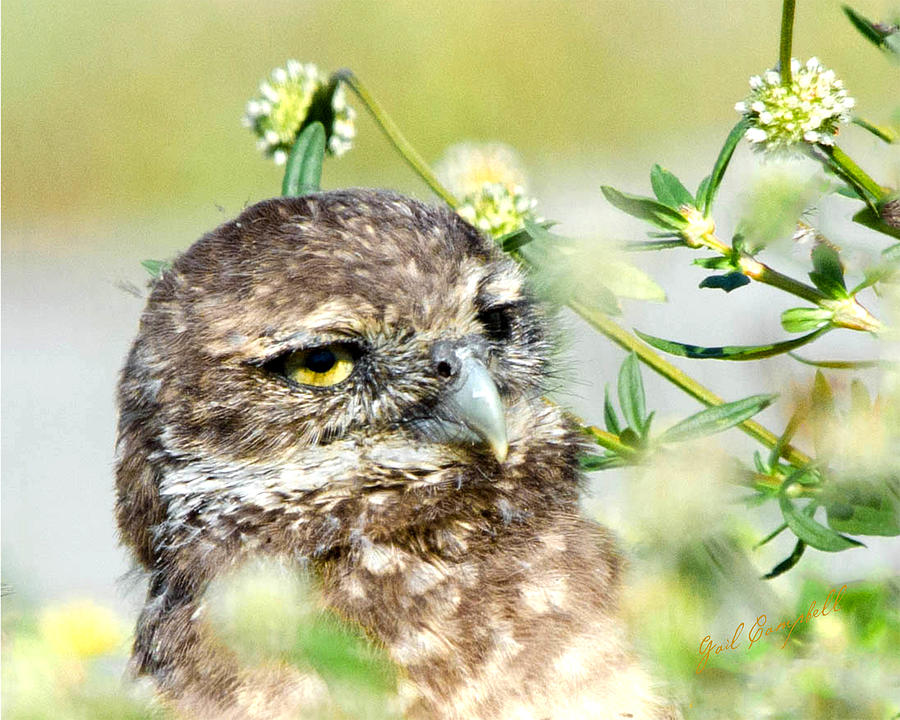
[445,355,509,463]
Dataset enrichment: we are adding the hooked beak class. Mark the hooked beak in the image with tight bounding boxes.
[405,337,509,463]
[444,354,508,463]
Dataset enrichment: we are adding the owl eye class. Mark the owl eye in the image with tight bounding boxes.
[478,307,513,342]
[282,344,356,387]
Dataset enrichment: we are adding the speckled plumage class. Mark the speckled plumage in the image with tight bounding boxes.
[115,189,675,719]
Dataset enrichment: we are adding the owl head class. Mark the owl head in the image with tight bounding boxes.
[115,190,578,576]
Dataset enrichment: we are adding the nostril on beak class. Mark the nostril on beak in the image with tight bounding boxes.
[431,341,461,380]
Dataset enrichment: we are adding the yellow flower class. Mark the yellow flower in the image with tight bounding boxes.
[38,599,125,659]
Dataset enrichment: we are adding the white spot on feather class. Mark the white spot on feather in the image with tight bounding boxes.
[405,561,447,595]
[520,575,568,614]
[360,541,406,575]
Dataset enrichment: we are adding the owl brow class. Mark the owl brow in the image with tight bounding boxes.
[475,296,529,313]
[245,329,366,365]
[476,273,525,307]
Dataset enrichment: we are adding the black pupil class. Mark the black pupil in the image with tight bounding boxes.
[306,349,337,373]
[482,309,511,341]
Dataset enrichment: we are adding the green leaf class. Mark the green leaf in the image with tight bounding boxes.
[811,370,835,416]
[843,4,900,55]
[754,522,788,549]
[827,502,900,536]
[810,370,836,457]
[497,226,534,252]
[824,478,900,536]
[834,184,862,200]
[781,307,834,333]
[850,378,871,415]
[517,230,622,315]
[580,454,627,471]
[701,118,750,215]
[601,186,688,231]
[141,259,171,278]
[521,218,561,242]
[788,353,891,369]
[767,408,803,470]
[851,117,898,144]
[693,256,736,270]
[821,152,880,211]
[658,394,777,443]
[699,273,751,292]
[753,450,769,475]
[853,241,900,292]
[603,386,621,435]
[640,410,655,439]
[619,428,642,448]
[696,175,711,207]
[597,260,667,302]
[852,206,900,240]
[763,539,806,579]
[517,223,628,314]
[617,352,646,432]
[282,122,326,197]
[634,326,830,361]
[808,244,848,299]
[650,165,694,209]
[295,613,398,712]
[779,490,864,552]
[497,219,560,252]
[624,239,687,251]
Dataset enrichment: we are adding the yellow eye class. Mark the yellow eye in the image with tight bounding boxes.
[284,345,356,387]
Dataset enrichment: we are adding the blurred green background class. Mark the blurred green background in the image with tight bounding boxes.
[3,1,899,718]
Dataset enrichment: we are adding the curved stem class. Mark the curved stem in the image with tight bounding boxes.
[331,66,814,469]
[334,69,460,208]
[568,298,813,468]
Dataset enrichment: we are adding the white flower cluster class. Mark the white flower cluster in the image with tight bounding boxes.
[436,142,529,197]
[735,58,854,153]
[243,60,356,164]
[436,143,539,238]
[455,182,539,238]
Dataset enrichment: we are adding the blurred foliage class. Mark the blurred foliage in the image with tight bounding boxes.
[3,563,402,720]
[4,0,900,718]
[623,540,900,718]
[2,595,159,719]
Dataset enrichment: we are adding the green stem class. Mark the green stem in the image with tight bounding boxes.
[583,424,637,457]
[567,298,812,468]
[735,254,827,305]
[780,0,796,85]
[824,145,889,204]
[331,66,816,470]
[334,69,460,208]
[688,228,828,308]
[708,236,880,331]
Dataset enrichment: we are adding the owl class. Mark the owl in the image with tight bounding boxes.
[115,189,676,719]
